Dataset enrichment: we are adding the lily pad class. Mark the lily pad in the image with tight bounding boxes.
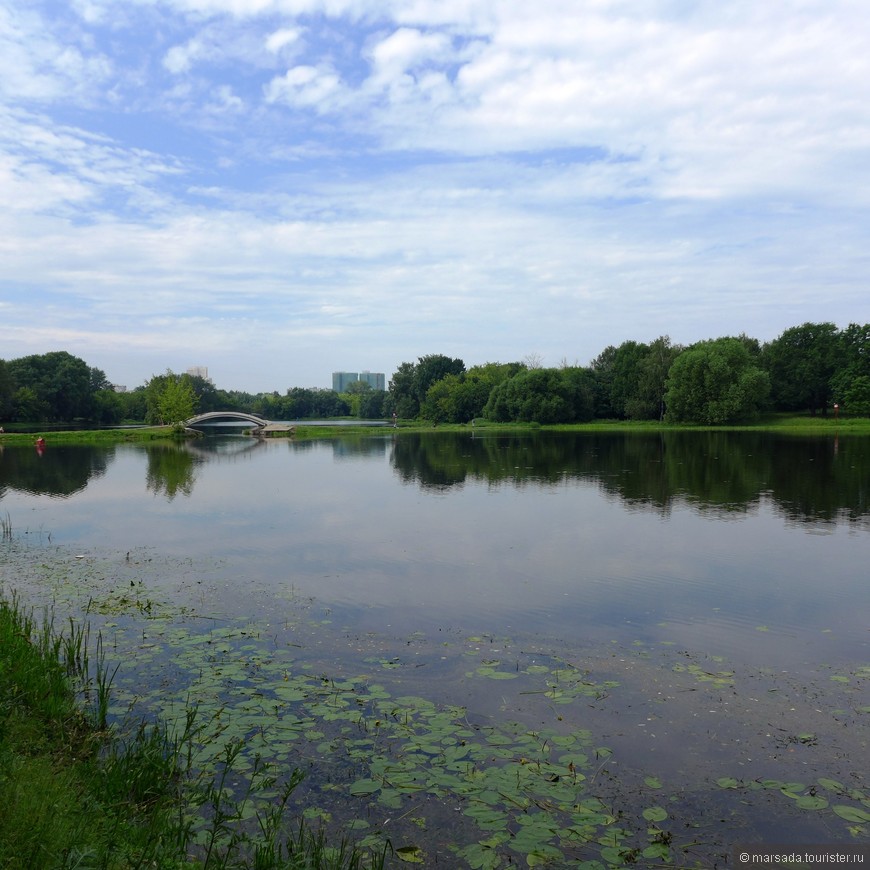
[832,805,870,823]
[396,845,425,863]
[642,806,668,823]
[795,795,828,810]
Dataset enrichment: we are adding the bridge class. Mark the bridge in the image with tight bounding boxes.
[184,411,296,436]
[184,411,269,430]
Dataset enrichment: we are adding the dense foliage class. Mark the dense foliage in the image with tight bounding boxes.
[1,322,867,426]
[388,354,466,419]
[663,338,770,425]
[484,367,595,424]
[2,352,111,423]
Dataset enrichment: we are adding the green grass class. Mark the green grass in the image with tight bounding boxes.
[0,592,389,869]
[2,412,868,446]
[360,413,870,435]
[546,412,870,434]
[0,426,181,445]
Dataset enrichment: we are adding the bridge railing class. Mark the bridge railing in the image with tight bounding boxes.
[184,411,269,428]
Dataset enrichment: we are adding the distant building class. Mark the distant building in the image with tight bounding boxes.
[359,371,386,391]
[332,371,386,392]
[333,372,358,392]
[112,384,127,393]
[187,366,210,381]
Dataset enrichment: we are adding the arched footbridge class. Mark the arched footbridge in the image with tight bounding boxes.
[184,411,295,433]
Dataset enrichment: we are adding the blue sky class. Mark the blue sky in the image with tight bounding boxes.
[1,1,868,392]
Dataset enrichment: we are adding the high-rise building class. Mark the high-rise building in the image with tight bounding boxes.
[332,371,386,392]
[333,372,358,392]
[187,366,210,381]
[359,371,386,391]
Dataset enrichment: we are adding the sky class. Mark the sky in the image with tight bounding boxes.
[1,1,868,393]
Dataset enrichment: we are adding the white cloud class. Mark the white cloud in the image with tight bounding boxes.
[0,107,185,222]
[164,39,206,75]
[265,26,301,53]
[0,4,112,104]
[206,84,244,113]
[264,64,347,110]
[369,27,451,78]
[2,0,868,390]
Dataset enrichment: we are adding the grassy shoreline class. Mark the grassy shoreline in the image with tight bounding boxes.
[0,592,387,869]
[0,425,181,444]
[2,413,866,445]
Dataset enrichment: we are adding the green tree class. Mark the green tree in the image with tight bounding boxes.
[11,386,50,422]
[358,390,388,419]
[591,341,651,419]
[341,380,372,417]
[420,362,523,423]
[253,391,285,420]
[145,371,197,425]
[559,366,596,423]
[0,359,13,420]
[763,322,841,415]
[334,381,388,419]
[388,361,418,419]
[157,377,197,425]
[414,354,465,407]
[278,387,349,419]
[841,375,870,416]
[389,355,465,419]
[590,345,618,418]
[7,351,97,421]
[483,367,594,424]
[118,387,148,422]
[90,389,125,425]
[187,374,221,413]
[665,337,770,424]
[89,366,111,393]
[830,323,870,415]
[420,373,464,423]
[625,336,681,420]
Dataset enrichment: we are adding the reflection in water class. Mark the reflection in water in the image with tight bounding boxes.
[0,443,114,499]
[2,430,868,862]
[390,431,870,526]
[185,437,266,459]
[0,432,867,526]
[144,444,201,500]
[329,438,389,461]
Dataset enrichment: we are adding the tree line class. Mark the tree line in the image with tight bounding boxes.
[1,322,867,426]
[394,322,869,424]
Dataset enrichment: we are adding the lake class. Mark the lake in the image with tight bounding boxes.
[1,430,868,866]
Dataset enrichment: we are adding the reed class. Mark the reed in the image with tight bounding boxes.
[0,592,388,869]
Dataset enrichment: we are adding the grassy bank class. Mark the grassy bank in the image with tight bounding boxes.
[0,591,387,869]
[2,413,868,445]
[549,412,870,434]
[0,426,182,445]
[314,413,870,436]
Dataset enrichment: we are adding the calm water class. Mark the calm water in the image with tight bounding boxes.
[1,431,868,865]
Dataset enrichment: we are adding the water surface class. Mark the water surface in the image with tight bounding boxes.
[1,431,867,866]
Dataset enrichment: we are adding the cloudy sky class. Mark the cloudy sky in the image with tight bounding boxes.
[1,1,868,392]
